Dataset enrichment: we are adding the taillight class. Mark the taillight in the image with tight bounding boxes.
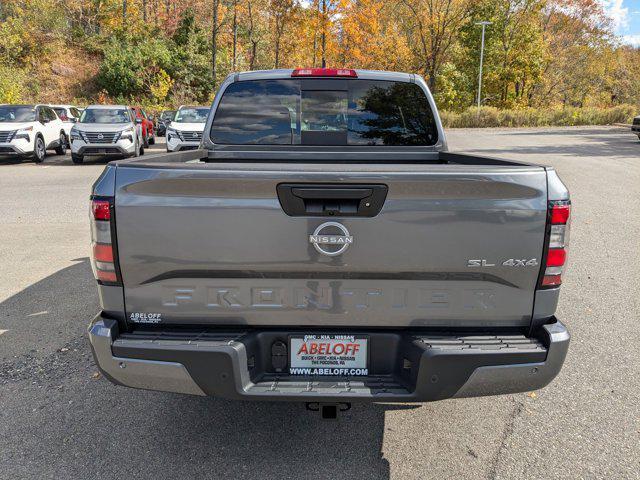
[540,200,570,288]
[90,198,121,285]
[291,68,357,78]
[92,200,111,221]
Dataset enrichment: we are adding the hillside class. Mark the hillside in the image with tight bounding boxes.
[1,0,639,123]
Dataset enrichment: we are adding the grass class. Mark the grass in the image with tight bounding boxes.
[440,105,637,128]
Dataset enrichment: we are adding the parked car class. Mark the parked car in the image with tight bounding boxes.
[0,104,67,162]
[50,105,82,144]
[69,105,143,164]
[131,106,155,147]
[156,109,176,136]
[165,105,209,152]
[632,115,640,139]
[88,69,571,418]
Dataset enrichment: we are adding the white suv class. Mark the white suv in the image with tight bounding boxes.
[51,105,82,145]
[166,105,209,152]
[0,104,67,162]
[70,105,143,164]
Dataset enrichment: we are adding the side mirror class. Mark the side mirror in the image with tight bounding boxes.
[135,118,142,124]
[42,118,51,124]
[166,120,171,125]
[71,118,78,123]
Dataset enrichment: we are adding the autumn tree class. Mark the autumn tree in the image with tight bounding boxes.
[270,0,295,68]
[399,0,471,92]
[536,0,612,106]
[338,0,411,70]
[0,0,638,114]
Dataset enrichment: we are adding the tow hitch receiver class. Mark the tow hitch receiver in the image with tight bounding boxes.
[306,402,351,420]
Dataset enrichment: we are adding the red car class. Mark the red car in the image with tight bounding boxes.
[131,107,155,147]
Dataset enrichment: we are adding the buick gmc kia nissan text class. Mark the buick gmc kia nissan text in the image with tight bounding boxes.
[88,69,570,411]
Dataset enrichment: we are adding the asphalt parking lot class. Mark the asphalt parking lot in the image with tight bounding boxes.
[1,127,638,479]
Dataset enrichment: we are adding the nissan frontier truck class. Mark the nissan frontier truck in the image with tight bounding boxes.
[88,68,570,418]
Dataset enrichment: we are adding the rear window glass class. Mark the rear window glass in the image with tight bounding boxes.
[210,79,438,146]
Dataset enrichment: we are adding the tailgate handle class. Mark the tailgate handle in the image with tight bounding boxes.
[277,183,388,217]
[291,187,373,200]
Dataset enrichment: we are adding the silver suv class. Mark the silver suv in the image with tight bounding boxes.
[166,105,209,152]
[70,105,143,164]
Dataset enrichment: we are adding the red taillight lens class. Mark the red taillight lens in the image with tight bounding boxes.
[96,270,118,283]
[550,204,570,224]
[291,68,357,78]
[540,200,571,288]
[90,198,120,285]
[541,274,562,287]
[93,243,114,263]
[546,248,566,267]
[92,200,111,220]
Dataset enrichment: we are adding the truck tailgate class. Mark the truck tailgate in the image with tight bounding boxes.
[114,162,548,328]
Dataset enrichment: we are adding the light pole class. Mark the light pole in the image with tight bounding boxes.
[475,21,491,109]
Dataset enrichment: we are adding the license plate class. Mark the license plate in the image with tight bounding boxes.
[289,335,368,376]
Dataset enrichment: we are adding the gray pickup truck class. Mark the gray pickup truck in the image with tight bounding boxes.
[88,69,570,417]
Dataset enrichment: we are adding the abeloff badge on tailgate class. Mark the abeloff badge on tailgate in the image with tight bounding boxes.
[309,222,353,256]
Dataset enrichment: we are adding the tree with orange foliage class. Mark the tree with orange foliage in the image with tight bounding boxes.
[399,0,471,91]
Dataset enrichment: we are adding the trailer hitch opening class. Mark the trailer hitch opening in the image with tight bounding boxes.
[306,402,351,420]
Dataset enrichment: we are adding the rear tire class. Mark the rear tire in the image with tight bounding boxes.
[71,153,84,164]
[33,136,46,163]
[143,133,150,148]
[149,135,155,145]
[54,132,67,155]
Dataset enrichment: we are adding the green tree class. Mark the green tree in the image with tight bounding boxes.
[97,34,172,97]
[170,8,216,102]
[456,0,546,108]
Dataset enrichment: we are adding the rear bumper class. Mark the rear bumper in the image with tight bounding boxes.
[88,315,569,402]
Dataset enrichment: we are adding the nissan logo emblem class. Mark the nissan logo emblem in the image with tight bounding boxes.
[309,222,353,256]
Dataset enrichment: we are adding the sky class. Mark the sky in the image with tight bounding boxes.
[600,0,640,46]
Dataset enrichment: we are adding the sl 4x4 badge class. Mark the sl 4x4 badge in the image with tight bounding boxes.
[467,258,539,267]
